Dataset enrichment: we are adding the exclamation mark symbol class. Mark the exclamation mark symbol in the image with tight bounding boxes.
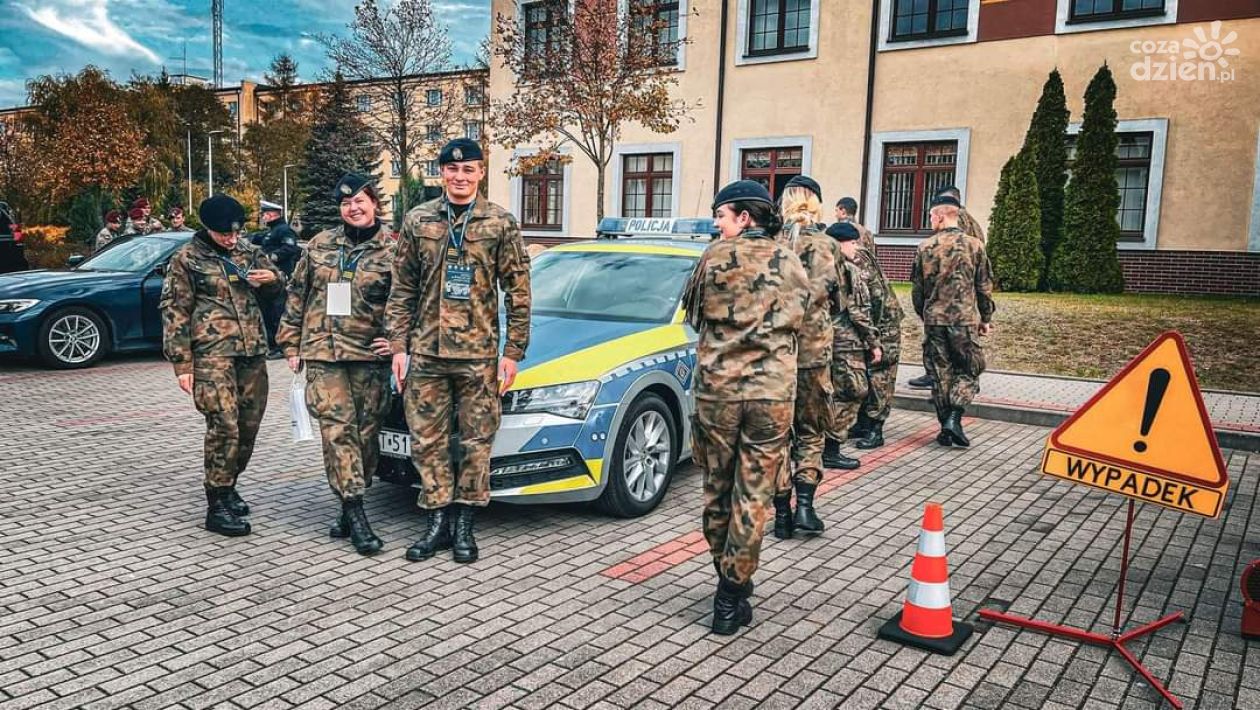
[1134,368,1171,453]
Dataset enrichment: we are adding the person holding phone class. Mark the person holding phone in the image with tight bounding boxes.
[160,194,284,537]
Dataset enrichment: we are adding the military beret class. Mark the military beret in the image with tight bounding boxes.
[332,173,374,202]
[826,222,860,242]
[198,194,246,233]
[259,199,283,212]
[930,194,962,208]
[712,180,773,211]
[438,138,483,165]
[104,210,122,223]
[167,206,184,217]
[132,198,150,209]
[783,175,822,202]
[128,207,146,221]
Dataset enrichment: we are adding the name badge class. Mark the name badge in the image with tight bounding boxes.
[327,282,352,316]
[443,263,473,301]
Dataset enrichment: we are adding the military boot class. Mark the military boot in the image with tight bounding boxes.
[847,411,872,441]
[822,437,860,470]
[451,505,479,564]
[943,407,970,447]
[908,373,934,390]
[204,487,251,537]
[224,486,250,516]
[329,510,350,539]
[855,419,885,449]
[343,498,383,556]
[772,494,794,540]
[792,481,825,535]
[712,578,753,635]
[405,507,452,561]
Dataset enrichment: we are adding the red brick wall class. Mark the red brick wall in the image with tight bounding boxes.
[875,246,1260,297]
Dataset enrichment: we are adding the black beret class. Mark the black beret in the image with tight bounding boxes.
[439,138,484,165]
[712,180,773,211]
[783,175,822,201]
[198,194,245,233]
[826,222,860,242]
[332,173,373,201]
[836,197,858,214]
[930,194,962,208]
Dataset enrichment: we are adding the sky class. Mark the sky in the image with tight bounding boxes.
[0,0,489,108]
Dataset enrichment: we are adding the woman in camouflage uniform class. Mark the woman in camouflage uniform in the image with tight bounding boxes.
[278,174,395,556]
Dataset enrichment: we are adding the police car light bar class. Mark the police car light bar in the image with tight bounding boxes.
[596,217,718,239]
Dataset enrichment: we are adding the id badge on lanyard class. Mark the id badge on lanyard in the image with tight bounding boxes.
[220,255,250,284]
[327,248,361,316]
[442,202,474,302]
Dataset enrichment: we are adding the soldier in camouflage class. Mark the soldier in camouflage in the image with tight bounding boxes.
[278,174,395,556]
[161,194,285,537]
[682,179,809,635]
[123,207,150,236]
[167,207,194,233]
[850,237,904,450]
[94,210,124,252]
[834,197,876,253]
[824,221,882,470]
[772,176,844,541]
[911,194,996,447]
[386,138,532,565]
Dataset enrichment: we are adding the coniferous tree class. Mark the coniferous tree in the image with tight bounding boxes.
[297,72,381,236]
[987,149,1043,292]
[1022,70,1069,289]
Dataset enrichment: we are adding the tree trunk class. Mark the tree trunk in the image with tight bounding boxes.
[595,163,606,223]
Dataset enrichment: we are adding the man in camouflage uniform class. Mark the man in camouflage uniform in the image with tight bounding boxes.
[278,174,395,556]
[386,138,532,564]
[168,207,194,232]
[136,198,166,233]
[124,207,150,236]
[683,179,809,635]
[161,194,285,536]
[911,194,996,448]
[850,237,904,449]
[834,197,876,253]
[94,210,124,252]
[823,222,881,470]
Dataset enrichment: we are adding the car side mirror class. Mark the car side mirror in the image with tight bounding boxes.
[67,255,85,267]
[152,263,167,276]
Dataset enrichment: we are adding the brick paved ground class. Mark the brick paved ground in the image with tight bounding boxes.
[2,354,1258,710]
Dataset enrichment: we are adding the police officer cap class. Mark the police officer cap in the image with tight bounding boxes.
[198,194,246,233]
[332,173,373,201]
[825,221,860,242]
[439,138,484,165]
[259,199,283,213]
[783,175,822,202]
[929,194,962,208]
[711,180,773,211]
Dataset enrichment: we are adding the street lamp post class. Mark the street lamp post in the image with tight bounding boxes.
[186,127,193,209]
[282,163,299,219]
[207,129,225,195]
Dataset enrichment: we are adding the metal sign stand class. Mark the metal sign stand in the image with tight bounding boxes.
[978,500,1186,709]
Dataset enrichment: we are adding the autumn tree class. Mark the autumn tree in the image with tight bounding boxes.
[241,118,311,208]
[492,0,696,222]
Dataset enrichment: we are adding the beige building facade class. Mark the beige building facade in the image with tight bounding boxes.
[487,0,1260,294]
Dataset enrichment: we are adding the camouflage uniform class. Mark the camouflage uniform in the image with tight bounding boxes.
[161,231,285,488]
[93,227,121,253]
[277,225,396,500]
[910,226,996,418]
[385,197,531,509]
[851,219,877,253]
[830,259,879,437]
[957,207,986,244]
[682,228,809,586]
[854,245,904,422]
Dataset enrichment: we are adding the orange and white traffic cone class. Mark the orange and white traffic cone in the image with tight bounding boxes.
[877,502,973,655]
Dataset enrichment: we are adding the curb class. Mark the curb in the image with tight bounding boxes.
[893,392,1260,453]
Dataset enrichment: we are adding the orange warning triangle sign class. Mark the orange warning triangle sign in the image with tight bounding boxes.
[1049,331,1227,488]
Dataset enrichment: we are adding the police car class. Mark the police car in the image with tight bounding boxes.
[375,217,716,517]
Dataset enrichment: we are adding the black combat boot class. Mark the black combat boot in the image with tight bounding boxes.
[908,373,934,390]
[943,407,970,447]
[329,510,350,539]
[822,437,860,470]
[712,578,753,635]
[343,498,383,556]
[792,481,825,535]
[855,419,885,449]
[451,505,479,564]
[847,412,872,441]
[204,487,251,537]
[405,507,452,561]
[772,494,794,540]
[936,407,953,447]
[224,486,250,516]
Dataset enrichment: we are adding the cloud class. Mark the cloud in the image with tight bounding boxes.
[18,0,161,63]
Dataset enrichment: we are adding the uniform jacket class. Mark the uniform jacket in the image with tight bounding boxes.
[94,227,121,253]
[832,258,879,353]
[784,223,843,369]
[911,226,996,326]
[958,208,986,244]
[853,244,904,347]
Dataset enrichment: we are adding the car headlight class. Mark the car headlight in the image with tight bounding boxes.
[502,380,600,420]
[0,299,39,314]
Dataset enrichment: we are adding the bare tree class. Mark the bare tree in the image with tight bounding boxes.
[320,0,457,214]
[492,0,697,222]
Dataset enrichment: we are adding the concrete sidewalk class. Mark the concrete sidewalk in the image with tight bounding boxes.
[893,364,1260,451]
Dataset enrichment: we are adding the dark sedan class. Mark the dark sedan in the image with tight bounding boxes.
[0,233,192,368]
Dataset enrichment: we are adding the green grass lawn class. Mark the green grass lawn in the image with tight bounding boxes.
[890,284,1260,393]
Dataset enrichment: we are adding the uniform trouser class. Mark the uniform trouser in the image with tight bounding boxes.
[783,366,832,490]
[922,325,986,419]
[192,355,268,488]
[305,361,392,500]
[694,398,793,586]
[862,336,902,422]
[829,351,869,439]
[403,356,500,509]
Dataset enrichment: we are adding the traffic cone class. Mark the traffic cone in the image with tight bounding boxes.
[877,502,973,655]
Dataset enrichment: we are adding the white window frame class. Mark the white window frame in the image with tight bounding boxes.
[510,147,573,238]
[465,84,484,106]
[735,0,820,66]
[426,89,443,106]
[1065,117,1167,251]
[356,95,371,112]
[1055,0,1177,35]
[1249,126,1260,252]
[877,0,979,52]
[611,142,682,219]
[391,159,402,178]
[729,135,814,189]
[618,0,689,71]
[425,160,440,178]
[864,128,971,246]
[464,121,483,141]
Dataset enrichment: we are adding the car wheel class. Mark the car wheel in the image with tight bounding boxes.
[596,393,678,518]
[38,307,107,369]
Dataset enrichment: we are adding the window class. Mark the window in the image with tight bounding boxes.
[622,153,674,218]
[746,0,811,57]
[426,89,442,106]
[425,160,440,177]
[521,159,564,230]
[1069,0,1164,23]
[1065,132,1153,240]
[465,85,484,106]
[464,121,483,141]
[425,124,442,142]
[391,159,402,177]
[356,95,371,112]
[629,0,681,66]
[524,0,565,76]
[878,141,957,233]
[890,0,970,41]
[740,146,802,201]
[227,101,238,119]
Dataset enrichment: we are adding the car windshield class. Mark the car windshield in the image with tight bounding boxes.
[530,250,696,322]
[79,236,181,273]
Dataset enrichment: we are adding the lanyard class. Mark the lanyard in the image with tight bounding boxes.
[218,254,254,281]
[445,200,475,260]
[338,247,366,281]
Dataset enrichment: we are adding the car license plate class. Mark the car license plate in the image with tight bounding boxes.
[379,429,411,459]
